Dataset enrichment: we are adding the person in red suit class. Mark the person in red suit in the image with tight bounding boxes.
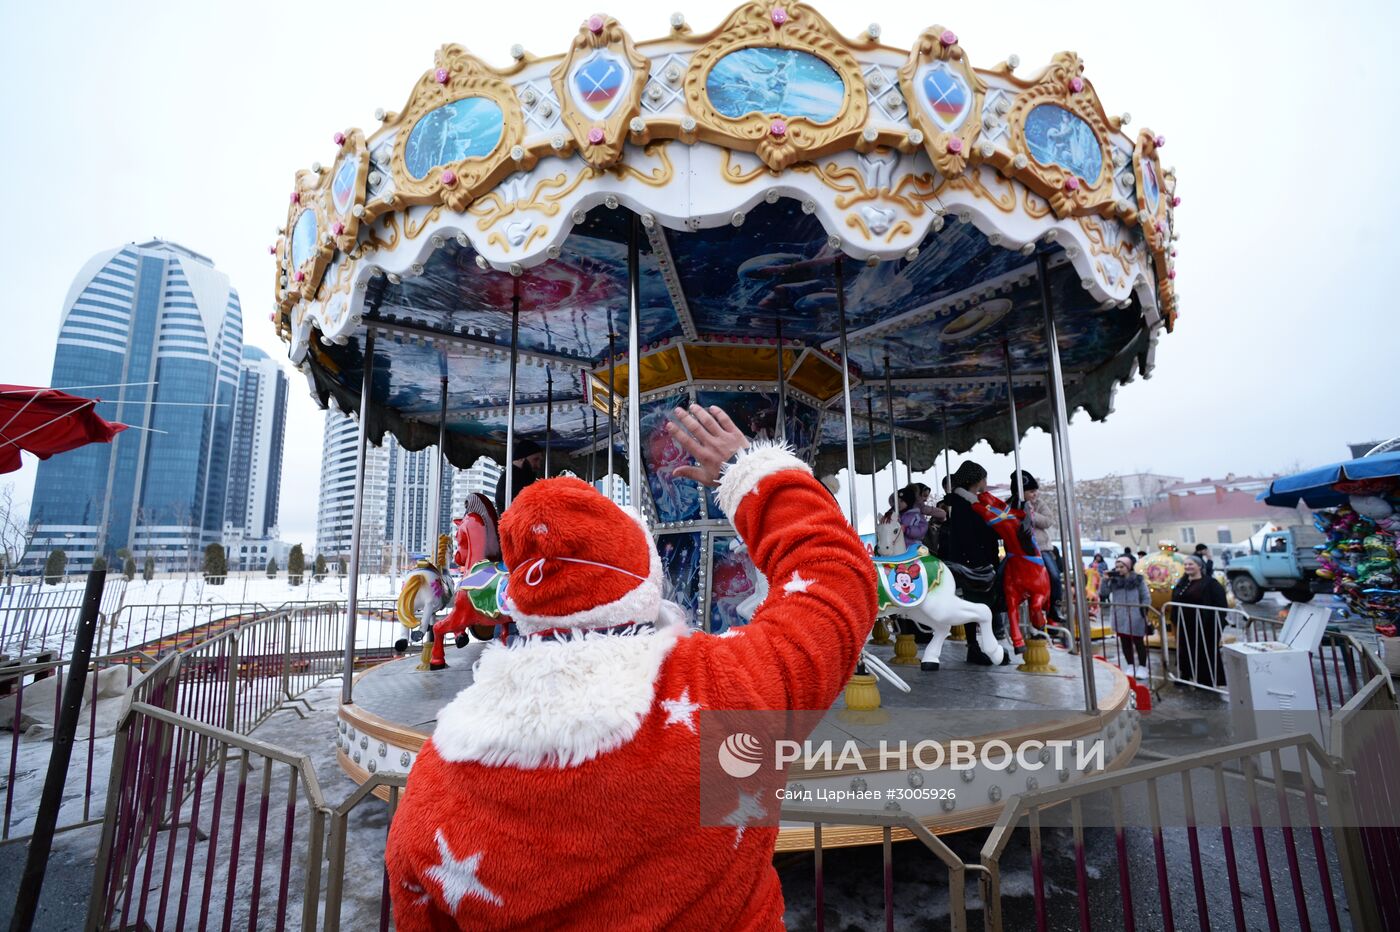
[385,403,876,930]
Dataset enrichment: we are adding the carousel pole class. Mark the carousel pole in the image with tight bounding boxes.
[1002,341,1024,503]
[941,406,952,492]
[544,369,553,479]
[1037,253,1097,713]
[627,214,642,512]
[834,257,859,526]
[775,313,787,444]
[341,330,375,705]
[432,374,448,548]
[883,353,901,499]
[590,409,598,483]
[607,324,617,500]
[866,389,879,520]
[505,280,521,507]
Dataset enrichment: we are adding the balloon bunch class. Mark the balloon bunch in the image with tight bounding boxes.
[1314,483,1400,633]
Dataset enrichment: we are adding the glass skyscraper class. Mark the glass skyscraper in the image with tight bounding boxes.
[223,346,289,571]
[27,240,242,572]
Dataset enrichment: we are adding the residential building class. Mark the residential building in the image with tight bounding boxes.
[386,444,456,568]
[222,346,288,570]
[1105,487,1302,553]
[26,240,241,572]
[450,457,503,511]
[1159,474,1275,498]
[315,407,390,571]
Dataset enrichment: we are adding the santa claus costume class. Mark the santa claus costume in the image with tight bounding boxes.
[385,441,876,930]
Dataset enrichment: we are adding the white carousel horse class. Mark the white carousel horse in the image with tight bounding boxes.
[870,518,1004,670]
[396,535,455,669]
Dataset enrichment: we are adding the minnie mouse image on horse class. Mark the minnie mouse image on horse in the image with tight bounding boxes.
[396,492,512,670]
[969,491,1051,649]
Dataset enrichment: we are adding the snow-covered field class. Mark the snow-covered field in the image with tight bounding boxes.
[1,574,405,662]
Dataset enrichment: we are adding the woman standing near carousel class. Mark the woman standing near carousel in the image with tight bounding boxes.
[1172,554,1230,687]
[1099,554,1152,679]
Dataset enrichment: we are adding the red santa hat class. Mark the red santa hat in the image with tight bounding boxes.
[498,477,663,635]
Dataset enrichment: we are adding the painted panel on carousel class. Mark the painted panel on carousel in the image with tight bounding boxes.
[290,209,318,269]
[331,157,359,216]
[917,61,972,132]
[696,389,782,445]
[641,394,705,523]
[705,48,844,122]
[1024,104,1103,184]
[570,49,630,119]
[403,97,505,180]
[709,534,756,634]
[657,532,702,618]
[374,232,679,360]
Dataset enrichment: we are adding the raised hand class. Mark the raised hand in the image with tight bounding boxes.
[665,404,749,487]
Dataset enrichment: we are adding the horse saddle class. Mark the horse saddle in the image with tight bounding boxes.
[944,561,996,593]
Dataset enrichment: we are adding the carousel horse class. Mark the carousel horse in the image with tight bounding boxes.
[969,491,1050,649]
[733,522,1003,672]
[396,534,455,670]
[426,493,511,670]
[870,518,1005,670]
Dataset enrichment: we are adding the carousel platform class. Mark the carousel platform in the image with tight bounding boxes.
[336,639,1139,850]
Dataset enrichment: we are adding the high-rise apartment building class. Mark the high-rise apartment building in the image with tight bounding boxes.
[450,457,503,513]
[315,407,389,570]
[27,240,241,571]
[223,346,289,571]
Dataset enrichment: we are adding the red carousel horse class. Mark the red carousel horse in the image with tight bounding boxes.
[400,493,511,670]
[971,491,1051,649]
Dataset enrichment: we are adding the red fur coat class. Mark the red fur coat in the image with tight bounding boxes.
[385,444,876,930]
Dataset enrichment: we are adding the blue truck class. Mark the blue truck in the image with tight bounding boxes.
[1223,524,1328,604]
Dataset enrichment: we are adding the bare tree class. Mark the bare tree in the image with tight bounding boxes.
[0,483,37,582]
[1042,475,1125,541]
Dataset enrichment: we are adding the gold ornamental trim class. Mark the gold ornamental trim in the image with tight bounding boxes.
[1002,52,1117,219]
[681,1,868,171]
[549,15,651,169]
[387,44,526,213]
[899,25,988,178]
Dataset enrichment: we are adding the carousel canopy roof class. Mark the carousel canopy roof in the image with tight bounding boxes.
[271,2,1178,478]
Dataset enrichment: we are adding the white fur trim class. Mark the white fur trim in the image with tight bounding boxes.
[715,440,812,519]
[507,506,664,635]
[431,624,686,768]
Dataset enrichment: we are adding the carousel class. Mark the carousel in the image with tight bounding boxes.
[272,3,1178,846]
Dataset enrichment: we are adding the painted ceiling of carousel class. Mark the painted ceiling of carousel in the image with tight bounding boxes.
[313,197,1147,461]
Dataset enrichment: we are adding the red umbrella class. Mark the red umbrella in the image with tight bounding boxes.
[0,385,128,474]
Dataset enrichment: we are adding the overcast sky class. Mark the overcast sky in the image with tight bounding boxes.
[2,1,1396,546]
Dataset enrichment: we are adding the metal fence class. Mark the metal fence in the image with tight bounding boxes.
[89,695,405,932]
[1,599,401,851]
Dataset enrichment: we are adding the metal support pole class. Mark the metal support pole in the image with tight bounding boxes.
[883,354,900,500]
[432,374,447,545]
[1003,341,1024,504]
[341,331,375,705]
[627,214,643,512]
[607,325,617,500]
[866,389,879,520]
[941,406,951,494]
[544,369,553,479]
[11,568,104,932]
[590,409,598,483]
[1037,253,1097,713]
[505,283,521,507]
[775,314,787,443]
[834,258,859,526]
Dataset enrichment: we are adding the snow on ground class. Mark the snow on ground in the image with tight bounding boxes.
[2,574,407,663]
